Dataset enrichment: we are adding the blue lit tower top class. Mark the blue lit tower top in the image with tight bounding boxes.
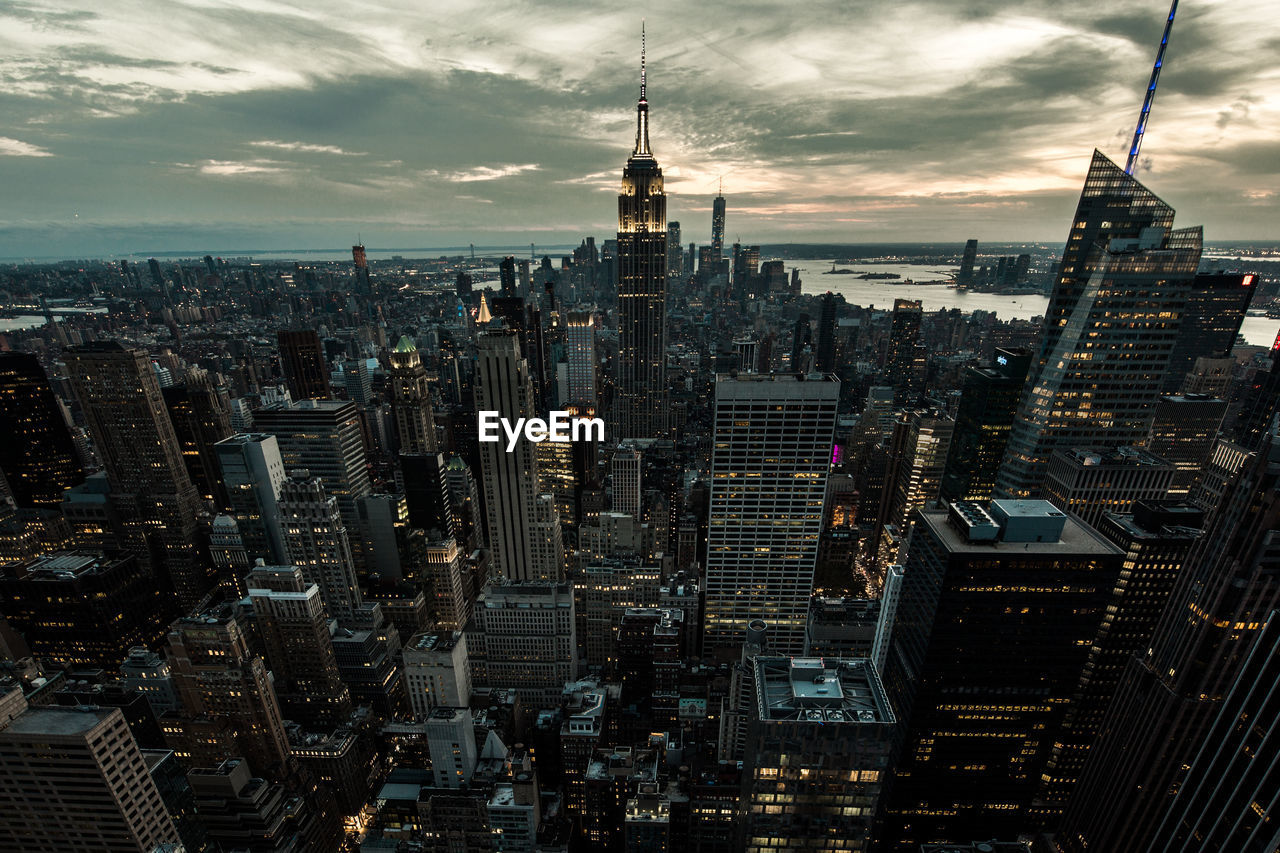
[1125,0,1178,176]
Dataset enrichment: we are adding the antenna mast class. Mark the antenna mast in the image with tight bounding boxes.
[1125,0,1178,176]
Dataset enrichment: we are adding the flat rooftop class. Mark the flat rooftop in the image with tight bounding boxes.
[408,632,460,653]
[923,507,1122,557]
[0,705,114,737]
[753,657,893,724]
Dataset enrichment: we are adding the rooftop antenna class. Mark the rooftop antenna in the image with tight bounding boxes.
[718,176,723,197]
[1125,0,1178,176]
[640,20,646,101]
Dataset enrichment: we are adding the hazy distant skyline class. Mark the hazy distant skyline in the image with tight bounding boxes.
[1,0,1277,258]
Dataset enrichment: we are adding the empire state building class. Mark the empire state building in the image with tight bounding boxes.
[615,31,668,440]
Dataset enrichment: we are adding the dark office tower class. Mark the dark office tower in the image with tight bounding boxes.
[0,551,172,672]
[881,500,1123,848]
[164,604,291,779]
[148,257,165,290]
[0,706,178,852]
[940,348,1032,502]
[276,328,332,401]
[450,269,471,304]
[1033,501,1204,824]
[704,373,840,657]
[400,451,457,541]
[815,292,838,373]
[475,330,564,581]
[1043,445,1175,530]
[215,433,287,564]
[0,352,83,507]
[996,151,1201,498]
[666,221,683,279]
[388,335,437,454]
[1161,272,1256,392]
[790,313,812,369]
[62,342,208,608]
[278,472,362,622]
[1144,610,1280,850]
[500,255,517,297]
[162,368,233,506]
[884,298,924,404]
[1146,393,1228,496]
[252,399,372,537]
[711,188,726,261]
[958,238,978,287]
[1057,425,1280,852]
[1231,330,1280,453]
[1014,252,1031,283]
[247,564,353,729]
[739,657,894,852]
[615,39,668,440]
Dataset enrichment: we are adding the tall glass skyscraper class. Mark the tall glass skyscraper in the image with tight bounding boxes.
[615,36,668,440]
[996,151,1202,498]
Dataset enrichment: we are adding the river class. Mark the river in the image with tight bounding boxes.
[792,259,1280,348]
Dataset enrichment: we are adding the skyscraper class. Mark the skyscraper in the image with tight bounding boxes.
[246,563,353,729]
[883,299,924,405]
[216,432,288,565]
[1033,500,1204,824]
[278,471,363,622]
[815,291,838,374]
[704,373,840,657]
[0,705,178,852]
[1143,608,1280,851]
[615,35,669,440]
[276,328,333,400]
[0,352,84,507]
[162,367,233,506]
[252,399,372,536]
[940,347,1032,502]
[475,329,564,582]
[958,238,978,287]
[738,657,895,852]
[62,341,209,608]
[388,335,438,454]
[163,603,291,779]
[1043,445,1175,530]
[500,256,517,297]
[1145,393,1228,496]
[566,311,598,416]
[1160,271,1255,392]
[611,442,642,518]
[1057,424,1280,852]
[711,188,726,262]
[881,500,1123,847]
[666,220,683,280]
[996,151,1202,498]
[0,551,173,672]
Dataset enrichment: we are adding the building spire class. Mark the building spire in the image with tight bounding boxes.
[641,20,646,101]
[633,22,652,158]
[1125,0,1178,176]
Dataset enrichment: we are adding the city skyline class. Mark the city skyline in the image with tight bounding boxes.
[1,1,1278,258]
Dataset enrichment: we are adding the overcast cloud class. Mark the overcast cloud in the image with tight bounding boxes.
[0,0,1276,258]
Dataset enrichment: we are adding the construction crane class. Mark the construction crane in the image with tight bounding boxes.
[1125,0,1179,176]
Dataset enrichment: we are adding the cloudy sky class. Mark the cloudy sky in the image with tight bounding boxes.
[1,0,1277,258]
